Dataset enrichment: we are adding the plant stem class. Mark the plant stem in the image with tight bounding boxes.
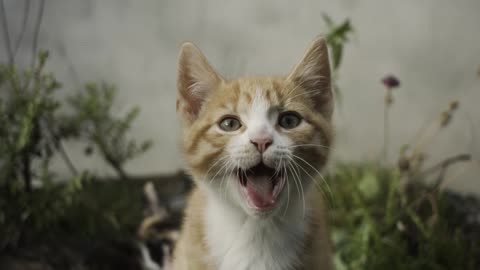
[12,0,31,60]
[422,153,471,189]
[0,0,13,65]
[42,118,79,176]
[56,140,78,176]
[383,99,389,163]
[105,155,129,181]
[21,151,32,192]
[30,0,45,70]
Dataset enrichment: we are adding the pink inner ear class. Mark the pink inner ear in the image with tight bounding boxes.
[176,43,221,123]
[179,93,203,123]
[177,64,208,122]
[178,82,209,123]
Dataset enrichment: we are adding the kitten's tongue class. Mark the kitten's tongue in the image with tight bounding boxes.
[245,176,275,209]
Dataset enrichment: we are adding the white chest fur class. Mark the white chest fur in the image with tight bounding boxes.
[204,196,306,270]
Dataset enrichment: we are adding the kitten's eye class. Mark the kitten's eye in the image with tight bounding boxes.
[278,112,302,129]
[219,117,242,132]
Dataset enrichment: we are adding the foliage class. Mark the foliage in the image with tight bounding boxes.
[327,75,477,269]
[0,175,84,248]
[323,15,354,104]
[0,52,62,191]
[67,82,152,180]
[328,163,479,270]
[0,10,477,270]
[0,52,151,249]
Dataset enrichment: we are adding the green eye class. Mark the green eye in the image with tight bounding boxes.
[219,117,242,131]
[278,112,302,129]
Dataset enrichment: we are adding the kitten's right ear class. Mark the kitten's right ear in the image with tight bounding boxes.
[287,37,333,119]
[176,42,222,123]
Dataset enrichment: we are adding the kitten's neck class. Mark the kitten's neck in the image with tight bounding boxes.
[203,189,307,270]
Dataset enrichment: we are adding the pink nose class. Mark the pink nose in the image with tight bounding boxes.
[250,137,272,153]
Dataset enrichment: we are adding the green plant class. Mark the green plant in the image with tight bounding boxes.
[67,82,152,180]
[381,75,400,162]
[329,163,479,270]
[0,52,151,249]
[328,76,476,269]
[0,51,65,192]
[323,14,354,104]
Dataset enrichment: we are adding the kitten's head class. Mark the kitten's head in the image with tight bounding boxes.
[176,37,333,217]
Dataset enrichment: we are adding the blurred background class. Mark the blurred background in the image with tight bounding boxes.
[1,0,479,269]
[2,0,479,192]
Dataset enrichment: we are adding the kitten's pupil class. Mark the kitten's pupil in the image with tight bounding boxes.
[279,112,301,129]
[219,117,241,131]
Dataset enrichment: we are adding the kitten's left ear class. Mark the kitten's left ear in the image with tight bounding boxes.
[287,37,333,119]
[176,42,223,124]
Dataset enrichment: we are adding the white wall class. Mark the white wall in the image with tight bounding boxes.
[2,0,479,193]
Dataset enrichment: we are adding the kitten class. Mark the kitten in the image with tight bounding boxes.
[138,181,186,270]
[173,36,334,270]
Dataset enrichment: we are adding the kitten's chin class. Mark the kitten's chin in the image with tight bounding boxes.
[236,163,286,216]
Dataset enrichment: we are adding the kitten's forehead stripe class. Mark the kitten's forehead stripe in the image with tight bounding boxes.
[243,92,253,104]
[265,88,272,101]
[272,79,282,92]
[231,81,241,113]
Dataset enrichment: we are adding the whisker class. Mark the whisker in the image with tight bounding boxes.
[221,160,236,201]
[282,164,294,219]
[289,156,322,192]
[277,155,289,218]
[209,158,230,184]
[287,144,331,150]
[289,156,333,210]
[283,162,291,218]
[279,160,288,218]
[287,163,301,203]
[228,161,238,199]
[291,154,335,207]
[206,155,230,182]
[287,159,306,219]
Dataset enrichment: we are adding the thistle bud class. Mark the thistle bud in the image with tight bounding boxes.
[449,100,459,111]
[382,75,400,89]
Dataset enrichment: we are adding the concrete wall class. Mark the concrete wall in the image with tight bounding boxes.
[1,0,479,193]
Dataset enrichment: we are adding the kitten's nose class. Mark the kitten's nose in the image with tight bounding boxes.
[250,137,272,153]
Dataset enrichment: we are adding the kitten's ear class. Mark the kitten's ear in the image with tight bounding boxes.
[176,42,222,123]
[287,37,333,119]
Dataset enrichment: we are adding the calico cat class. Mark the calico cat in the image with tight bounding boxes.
[173,36,334,270]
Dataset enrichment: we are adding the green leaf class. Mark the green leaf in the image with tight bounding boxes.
[333,253,349,270]
[358,171,380,199]
[384,172,399,225]
[16,100,36,151]
[399,144,409,157]
[406,207,430,238]
[322,13,334,27]
[331,42,343,70]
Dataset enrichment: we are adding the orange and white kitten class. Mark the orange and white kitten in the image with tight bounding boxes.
[173,36,333,270]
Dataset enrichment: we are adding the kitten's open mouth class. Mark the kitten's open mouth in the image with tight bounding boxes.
[237,163,285,212]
